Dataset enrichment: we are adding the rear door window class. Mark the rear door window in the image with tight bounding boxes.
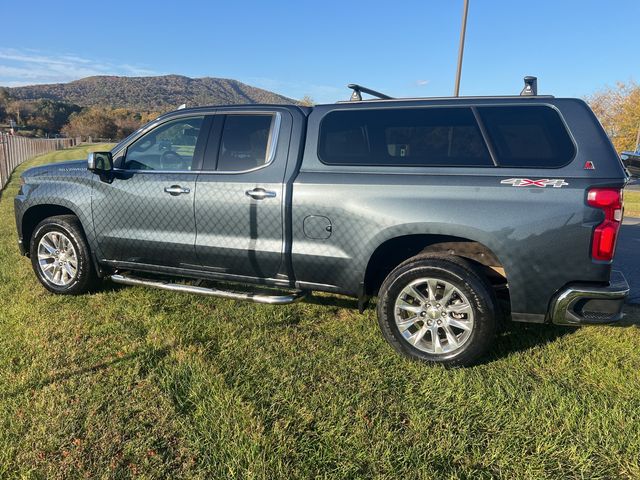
[319,107,493,167]
[217,114,275,172]
[477,106,575,168]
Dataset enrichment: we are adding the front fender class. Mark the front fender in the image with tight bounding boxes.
[16,177,96,255]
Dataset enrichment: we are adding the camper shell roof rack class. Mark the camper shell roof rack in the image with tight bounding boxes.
[341,76,550,103]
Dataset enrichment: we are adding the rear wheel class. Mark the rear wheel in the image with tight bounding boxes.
[30,215,99,295]
[377,254,497,367]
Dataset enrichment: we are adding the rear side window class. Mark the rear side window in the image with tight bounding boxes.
[217,114,274,172]
[477,106,575,168]
[319,107,493,167]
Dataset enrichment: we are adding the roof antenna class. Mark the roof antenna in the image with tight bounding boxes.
[520,76,537,96]
[347,84,393,101]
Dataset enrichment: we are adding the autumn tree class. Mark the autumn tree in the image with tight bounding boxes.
[587,81,640,152]
[300,95,315,107]
[62,108,118,139]
[116,109,160,137]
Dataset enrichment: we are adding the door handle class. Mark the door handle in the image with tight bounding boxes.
[245,187,277,200]
[164,185,191,196]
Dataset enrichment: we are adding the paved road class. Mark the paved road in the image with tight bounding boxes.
[627,178,640,191]
[614,217,640,304]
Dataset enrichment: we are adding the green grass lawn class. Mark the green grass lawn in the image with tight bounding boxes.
[625,190,640,218]
[1,145,640,479]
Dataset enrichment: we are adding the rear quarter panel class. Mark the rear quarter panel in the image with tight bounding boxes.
[292,172,612,316]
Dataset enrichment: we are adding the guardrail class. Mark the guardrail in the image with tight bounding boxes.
[0,133,77,190]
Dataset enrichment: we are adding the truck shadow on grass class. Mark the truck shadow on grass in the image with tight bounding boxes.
[303,293,594,362]
[1,344,174,401]
[79,281,640,380]
[5,307,639,401]
[485,323,573,363]
[302,292,360,310]
[484,303,640,365]
[303,292,579,363]
[0,321,578,402]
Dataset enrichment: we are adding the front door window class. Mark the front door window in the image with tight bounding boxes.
[124,116,204,171]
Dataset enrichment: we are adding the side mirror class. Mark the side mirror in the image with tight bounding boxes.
[87,151,113,174]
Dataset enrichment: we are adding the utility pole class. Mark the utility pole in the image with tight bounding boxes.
[635,123,640,153]
[454,0,469,97]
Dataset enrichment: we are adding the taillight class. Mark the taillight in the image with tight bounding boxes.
[587,188,623,261]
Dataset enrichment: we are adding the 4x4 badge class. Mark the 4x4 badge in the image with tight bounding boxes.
[501,178,569,188]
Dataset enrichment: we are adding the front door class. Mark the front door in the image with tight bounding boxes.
[194,110,290,279]
[92,115,211,268]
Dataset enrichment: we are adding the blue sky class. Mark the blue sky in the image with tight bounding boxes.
[1,0,638,103]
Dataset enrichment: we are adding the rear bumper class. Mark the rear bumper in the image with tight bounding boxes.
[548,270,630,326]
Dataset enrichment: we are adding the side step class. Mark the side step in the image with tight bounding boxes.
[109,274,308,305]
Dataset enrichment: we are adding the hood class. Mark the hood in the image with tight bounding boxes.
[22,160,91,180]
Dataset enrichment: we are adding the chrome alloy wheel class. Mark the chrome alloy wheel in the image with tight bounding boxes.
[394,278,475,355]
[37,231,78,287]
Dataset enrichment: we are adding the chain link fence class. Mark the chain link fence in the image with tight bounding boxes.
[0,134,78,190]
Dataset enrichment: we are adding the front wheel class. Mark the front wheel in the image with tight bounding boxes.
[30,215,99,295]
[377,254,497,367]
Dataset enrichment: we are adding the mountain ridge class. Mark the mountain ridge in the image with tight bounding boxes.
[4,75,297,111]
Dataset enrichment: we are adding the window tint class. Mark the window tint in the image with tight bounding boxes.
[319,107,492,167]
[217,115,274,172]
[124,116,204,171]
[477,106,575,168]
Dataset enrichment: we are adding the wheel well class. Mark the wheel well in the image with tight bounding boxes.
[364,234,507,296]
[22,205,79,254]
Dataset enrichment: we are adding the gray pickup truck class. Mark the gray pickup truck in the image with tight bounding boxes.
[14,81,630,366]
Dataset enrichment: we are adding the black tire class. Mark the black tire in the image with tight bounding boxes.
[30,215,99,295]
[377,254,497,367]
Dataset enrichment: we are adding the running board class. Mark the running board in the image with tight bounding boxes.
[109,274,308,305]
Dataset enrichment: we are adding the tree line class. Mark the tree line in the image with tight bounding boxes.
[0,87,160,140]
[60,108,160,140]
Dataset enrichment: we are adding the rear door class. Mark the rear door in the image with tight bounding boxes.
[93,114,212,268]
[194,109,291,279]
